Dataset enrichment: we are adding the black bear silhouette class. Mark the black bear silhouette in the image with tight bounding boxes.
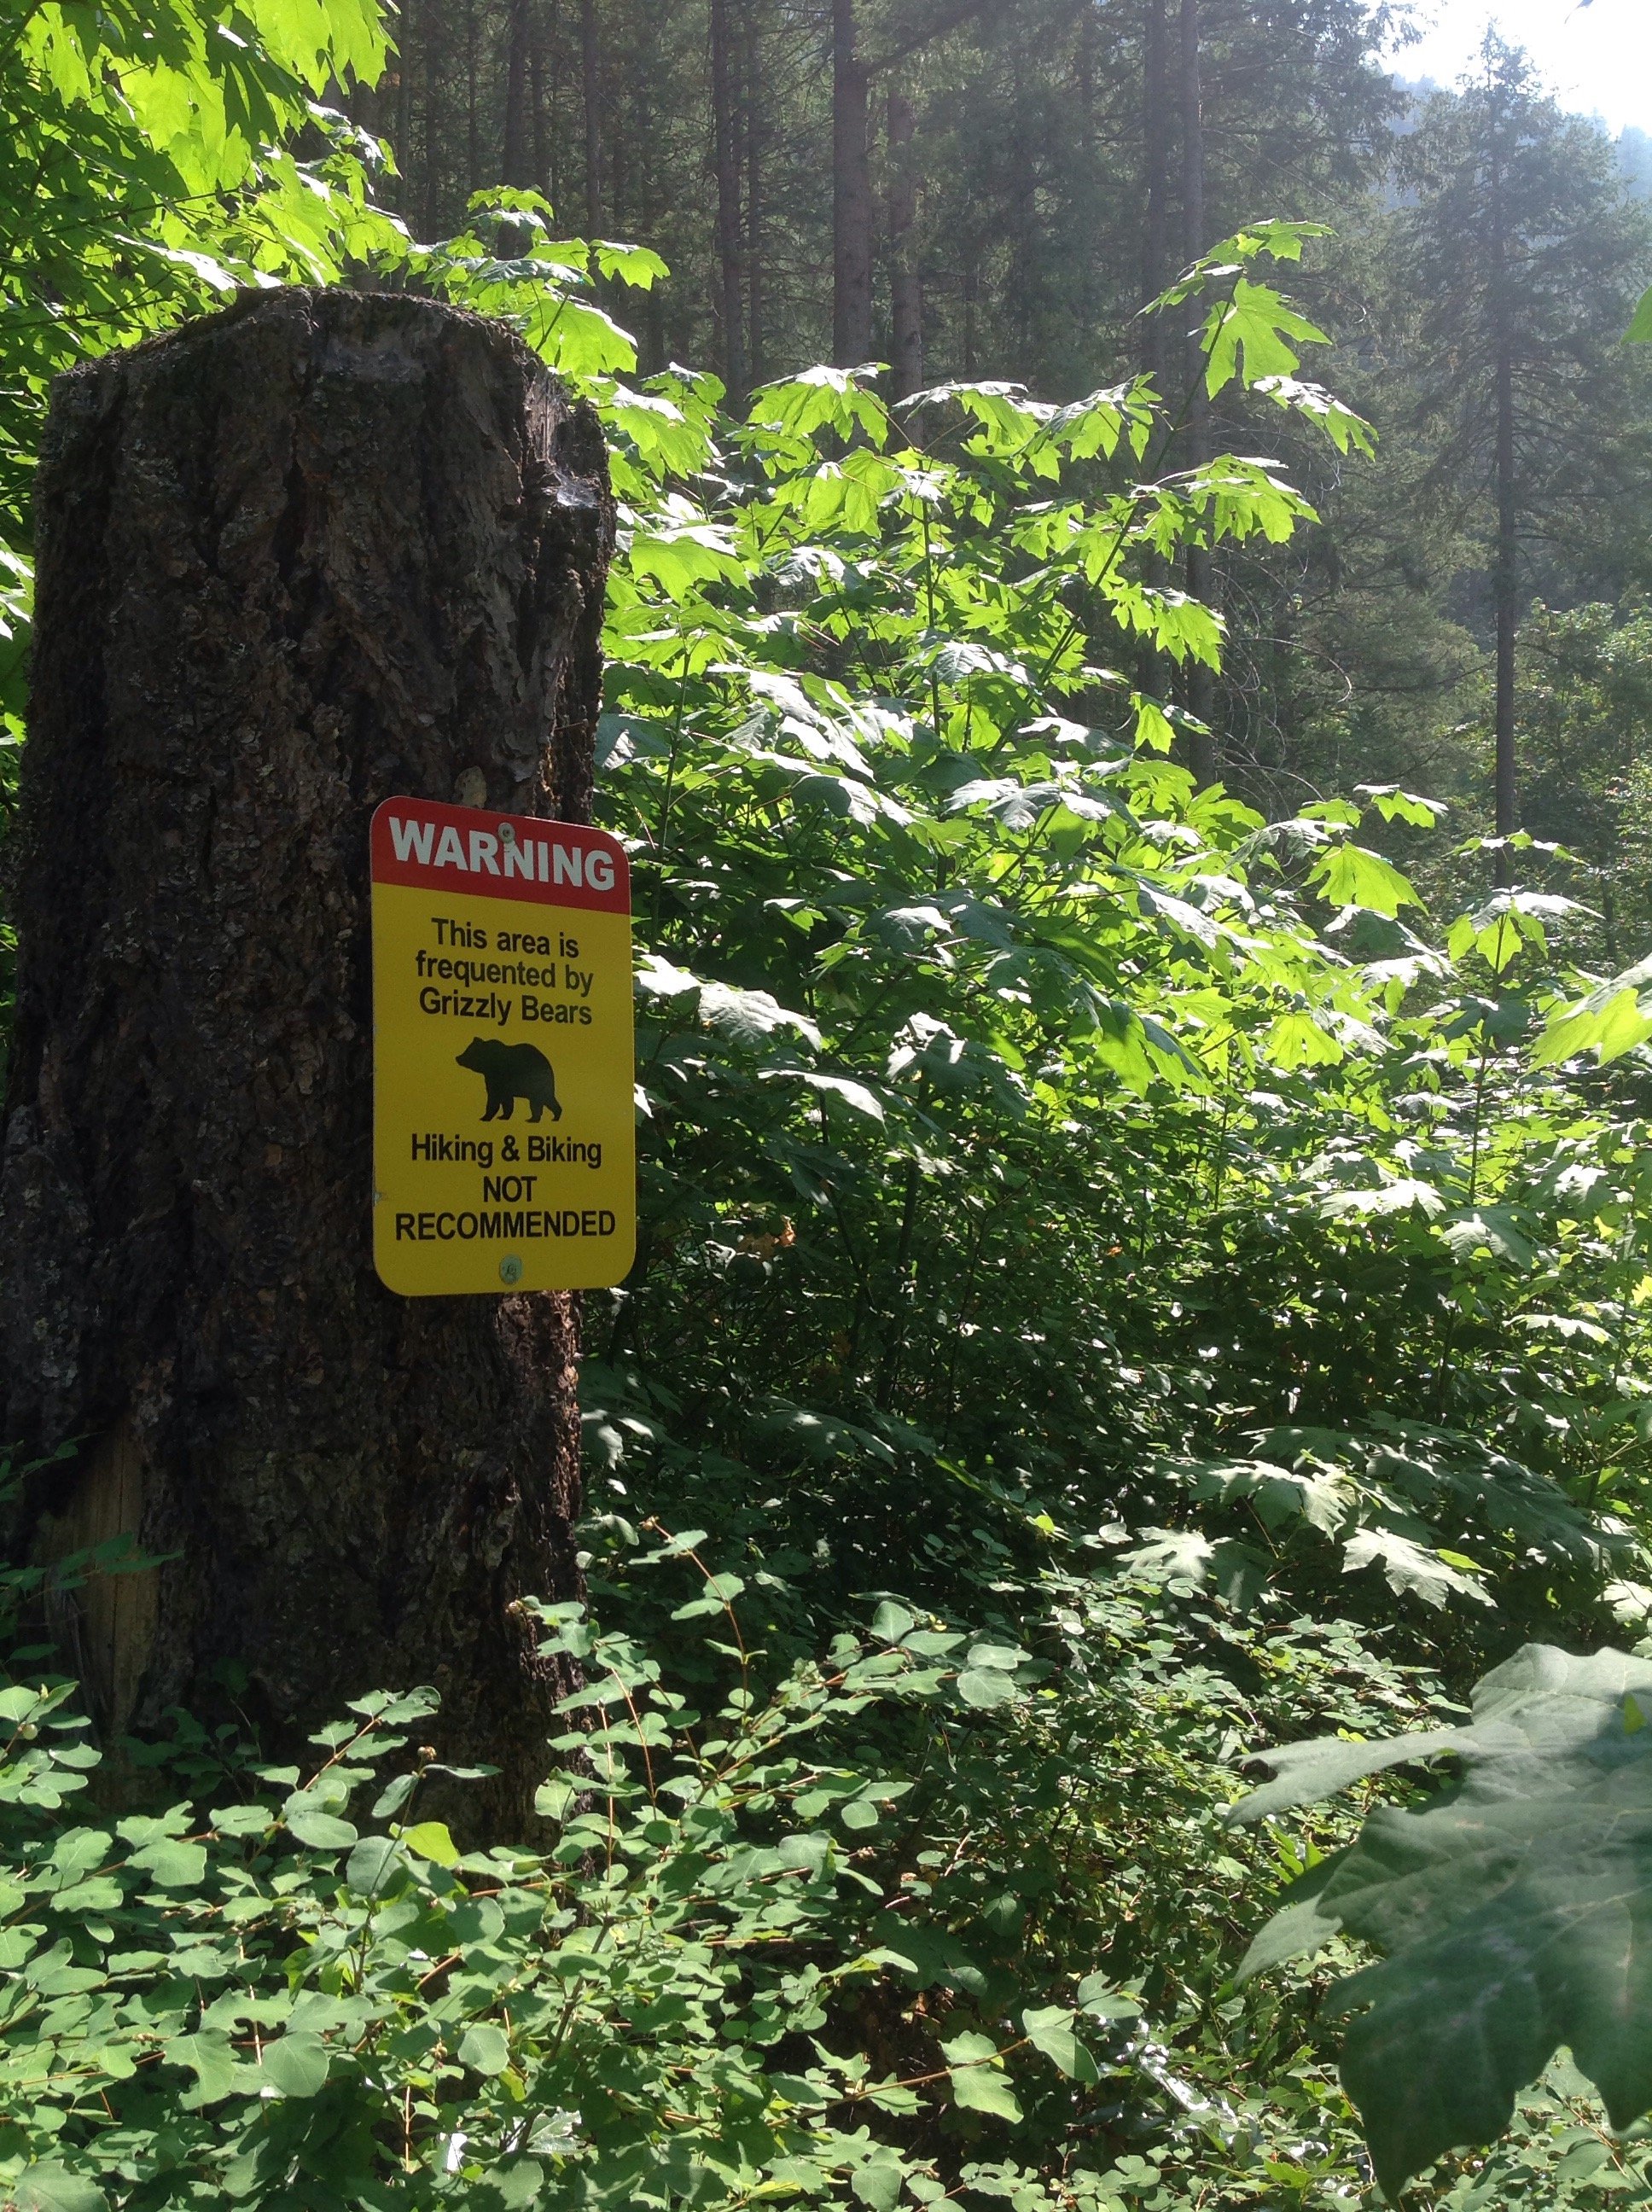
[455,1037,563,1123]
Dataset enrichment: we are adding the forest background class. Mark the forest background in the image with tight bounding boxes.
[374,0,1652,889]
[7,1,1652,2210]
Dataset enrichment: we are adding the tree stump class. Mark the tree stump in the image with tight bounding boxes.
[0,288,614,1835]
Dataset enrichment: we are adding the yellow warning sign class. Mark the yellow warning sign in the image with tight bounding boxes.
[369,797,636,1295]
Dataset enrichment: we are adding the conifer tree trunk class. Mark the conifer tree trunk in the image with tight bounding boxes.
[712,0,748,408]
[887,85,922,398]
[0,289,614,1837]
[1487,91,1519,879]
[503,0,533,187]
[833,0,874,367]
[422,5,445,239]
[1139,0,1171,709]
[393,12,415,218]
[1141,0,1169,384]
[582,0,605,232]
[745,0,766,382]
[464,0,482,193]
[1179,0,1217,788]
[531,8,552,201]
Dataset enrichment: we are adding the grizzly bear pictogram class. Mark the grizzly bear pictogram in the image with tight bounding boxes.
[456,1036,564,1123]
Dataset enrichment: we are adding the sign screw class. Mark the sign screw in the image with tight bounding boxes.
[498,1255,524,1287]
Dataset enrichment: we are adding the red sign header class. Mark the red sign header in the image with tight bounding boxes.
[369,799,630,915]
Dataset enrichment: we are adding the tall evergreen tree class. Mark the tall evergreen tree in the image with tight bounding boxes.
[1398,38,1652,870]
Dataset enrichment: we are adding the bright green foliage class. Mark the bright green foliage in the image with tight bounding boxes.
[0,0,394,751]
[405,218,1652,2203]
[1236,1642,1652,2197]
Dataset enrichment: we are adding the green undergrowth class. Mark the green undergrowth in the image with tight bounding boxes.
[0,1470,1445,2211]
[6,1482,1652,2212]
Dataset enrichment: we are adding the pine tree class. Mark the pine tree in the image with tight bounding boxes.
[1399,37,1652,870]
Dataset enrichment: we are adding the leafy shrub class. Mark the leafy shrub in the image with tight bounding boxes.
[0,1470,1455,2212]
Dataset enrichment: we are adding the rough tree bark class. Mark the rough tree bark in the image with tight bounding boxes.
[0,288,614,1838]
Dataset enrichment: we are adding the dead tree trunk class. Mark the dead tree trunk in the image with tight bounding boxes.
[0,288,614,1837]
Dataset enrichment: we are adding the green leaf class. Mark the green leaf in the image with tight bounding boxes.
[759,1067,887,1122]
[1308,841,1421,917]
[261,2034,330,2098]
[1320,1178,1445,1224]
[941,2029,998,2066]
[346,1837,404,1894]
[459,2023,512,2075]
[871,1600,916,1643]
[1203,276,1329,394]
[851,2159,905,2211]
[1120,1528,1270,1606]
[168,2029,245,2106]
[1076,1973,1142,2022]
[1233,1644,1652,2195]
[1356,782,1448,828]
[1022,2004,1100,2082]
[1533,954,1652,1068]
[949,2064,1024,2121]
[399,1820,461,1867]
[1341,1528,1492,1610]
[955,1668,1020,1709]
[282,1794,358,1851]
[14,2168,108,2212]
[211,1804,273,1837]
[372,1772,418,1819]
[129,1837,206,1888]
[1627,283,1652,342]
[1441,1207,1537,1269]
